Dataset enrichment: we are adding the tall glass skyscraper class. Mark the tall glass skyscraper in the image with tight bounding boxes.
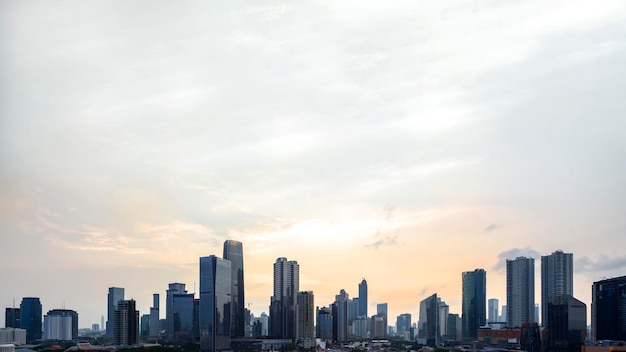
[546,294,586,352]
[591,275,626,341]
[166,283,187,336]
[223,240,244,338]
[358,279,368,318]
[270,257,299,339]
[5,308,20,328]
[20,297,42,343]
[107,287,124,338]
[541,250,573,327]
[506,257,535,328]
[462,268,486,339]
[199,255,232,352]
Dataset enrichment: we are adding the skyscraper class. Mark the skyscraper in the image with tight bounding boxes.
[332,289,349,342]
[396,313,412,337]
[166,283,187,336]
[591,275,626,341]
[488,299,499,323]
[199,255,232,352]
[315,306,333,340]
[418,294,441,347]
[541,250,573,328]
[506,257,535,328]
[114,299,139,345]
[462,269,486,340]
[5,308,20,328]
[376,303,388,338]
[20,297,42,343]
[107,287,124,338]
[270,257,299,339]
[223,240,245,338]
[358,279,368,318]
[546,294,586,352]
[149,294,159,338]
[296,291,314,347]
[43,309,78,340]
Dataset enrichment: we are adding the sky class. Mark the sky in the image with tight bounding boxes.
[1,0,626,329]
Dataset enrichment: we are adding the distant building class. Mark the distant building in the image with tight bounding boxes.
[140,314,149,341]
[149,294,159,338]
[376,303,388,338]
[488,299,499,323]
[19,298,42,343]
[172,292,195,342]
[445,314,461,342]
[592,275,626,341]
[546,294,586,352]
[396,313,411,338]
[270,257,299,340]
[506,257,535,328]
[462,268,486,340]
[315,306,332,340]
[223,240,245,338]
[43,309,78,341]
[166,283,187,337]
[5,309,20,329]
[91,324,99,332]
[418,294,442,346]
[332,289,349,342]
[296,291,314,345]
[199,255,231,352]
[541,250,573,328]
[114,299,139,345]
[371,313,386,339]
[358,279,368,318]
[352,316,369,339]
[106,288,124,338]
[0,329,26,345]
[520,322,541,352]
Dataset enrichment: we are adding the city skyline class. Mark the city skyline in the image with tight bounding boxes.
[2,0,626,331]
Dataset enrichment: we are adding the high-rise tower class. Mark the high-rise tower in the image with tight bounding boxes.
[488,298,499,323]
[506,257,535,328]
[270,257,299,339]
[358,279,368,318]
[223,240,244,338]
[199,255,232,352]
[107,287,124,338]
[114,299,139,345]
[20,297,42,343]
[166,283,187,336]
[541,250,573,327]
[149,294,159,338]
[462,269,486,339]
[591,275,626,341]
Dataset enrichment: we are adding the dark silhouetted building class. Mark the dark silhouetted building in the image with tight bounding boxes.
[396,313,412,338]
[149,293,159,338]
[269,257,298,339]
[223,240,245,338]
[5,308,20,329]
[418,293,441,346]
[358,279,368,318]
[592,275,626,342]
[166,283,187,337]
[520,322,541,352]
[19,297,42,343]
[316,306,333,340]
[114,299,139,345]
[107,287,124,338]
[541,250,573,328]
[332,289,349,342]
[462,268,486,340]
[546,294,586,352]
[199,255,232,352]
[507,257,535,328]
[296,291,314,347]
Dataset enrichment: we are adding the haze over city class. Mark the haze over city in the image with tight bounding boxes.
[1,0,625,330]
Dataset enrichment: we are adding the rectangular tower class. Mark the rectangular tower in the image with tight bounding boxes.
[462,268,486,339]
[107,287,124,338]
[114,299,139,345]
[199,255,232,352]
[223,240,245,338]
[270,257,299,339]
[20,297,42,343]
[488,299,499,323]
[506,257,535,328]
[541,250,573,327]
[296,291,314,346]
[358,279,368,318]
[591,275,626,341]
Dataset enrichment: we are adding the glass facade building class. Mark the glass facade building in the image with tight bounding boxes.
[199,255,232,352]
[462,268,486,340]
[506,257,535,328]
[358,279,368,318]
[5,308,20,329]
[223,240,245,338]
[546,294,586,352]
[591,275,626,341]
[20,297,42,343]
[107,287,124,338]
[541,250,573,327]
[270,257,299,339]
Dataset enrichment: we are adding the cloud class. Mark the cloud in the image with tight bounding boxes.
[493,247,541,272]
[365,233,398,250]
[484,223,499,232]
[575,254,626,273]
[418,286,429,297]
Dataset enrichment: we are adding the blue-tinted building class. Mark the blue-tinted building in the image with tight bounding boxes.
[223,240,245,338]
[5,308,20,328]
[199,255,232,352]
[107,287,124,338]
[172,293,195,342]
[547,294,586,352]
[315,306,333,340]
[462,268,486,340]
[592,275,626,342]
[358,279,368,318]
[20,297,42,343]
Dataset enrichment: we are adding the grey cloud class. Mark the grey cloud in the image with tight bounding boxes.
[365,234,398,250]
[493,247,541,273]
[575,255,626,273]
[484,223,499,232]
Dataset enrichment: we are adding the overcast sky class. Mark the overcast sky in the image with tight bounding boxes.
[1,0,625,329]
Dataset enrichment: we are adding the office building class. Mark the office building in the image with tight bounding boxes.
[296,291,314,347]
[199,255,232,352]
[358,279,368,318]
[592,275,626,341]
[546,294,586,352]
[171,292,195,342]
[269,257,299,339]
[396,313,412,337]
[445,313,461,342]
[43,309,78,340]
[333,289,349,342]
[371,313,386,339]
[316,306,333,340]
[376,303,388,338]
[107,287,124,338]
[541,250,573,328]
[462,269,486,339]
[166,283,187,336]
[19,298,42,343]
[418,294,442,346]
[223,240,245,338]
[149,294,159,338]
[506,257,535,328]
[488,299,499,323]
[0,328,26,345]
[114,299,139,345]
[5,309,19,329]
[140,314,149,341]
